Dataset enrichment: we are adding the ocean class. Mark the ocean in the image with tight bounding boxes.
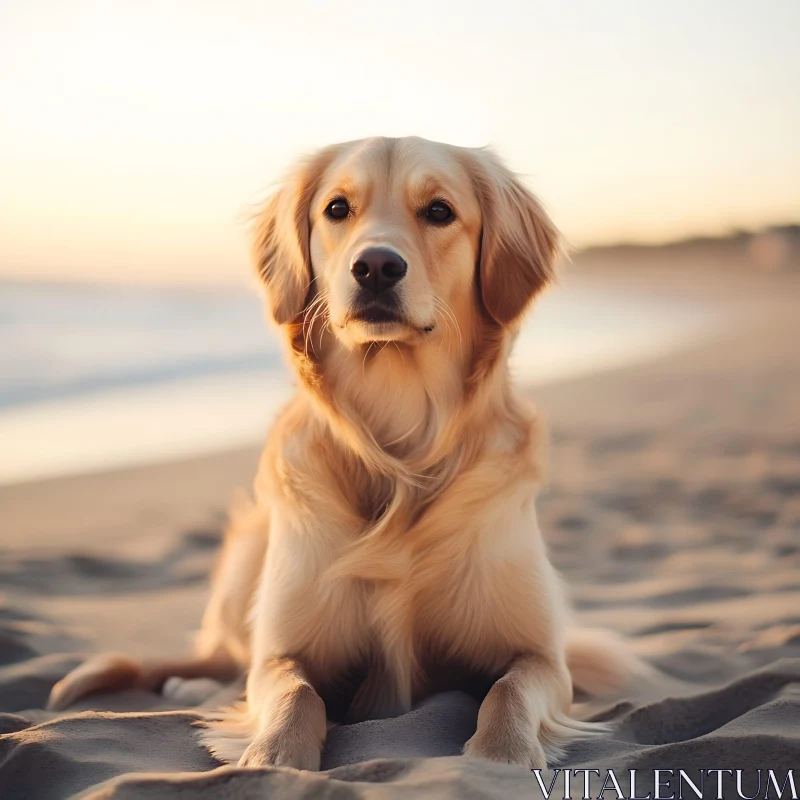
[0,279,721,484]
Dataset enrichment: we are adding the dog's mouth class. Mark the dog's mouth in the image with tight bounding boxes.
[347,287,406,325]
[349,303,405,326]
[340,304,436,341]
[338,289,437,341]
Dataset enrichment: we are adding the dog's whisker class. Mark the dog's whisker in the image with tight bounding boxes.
[433,306,454,357]
[433,304,451,357]
[361,341,376,375]
[309,299,329,358]
[436,298,460,342]
[381,341,394,390]
[303,292,329,359]
[317,311,331,353]
[433,310,446,356]
[301,296,324,359]
[391,341,407,368]
[435,298,463,358]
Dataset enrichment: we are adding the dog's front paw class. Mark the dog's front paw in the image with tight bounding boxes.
[237,730,321,771]
[464,727,547,770]
[47,653,141,711]
[162,676,222,705]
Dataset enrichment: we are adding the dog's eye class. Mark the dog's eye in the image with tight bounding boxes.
[425,201,453,224]
[325,199,350,220]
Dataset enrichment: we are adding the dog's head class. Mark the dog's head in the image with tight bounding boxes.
[253,137,559,351]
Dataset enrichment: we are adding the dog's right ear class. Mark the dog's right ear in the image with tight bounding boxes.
[251,147,340,325]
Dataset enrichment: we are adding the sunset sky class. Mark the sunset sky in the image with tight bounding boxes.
[1,1,798,285]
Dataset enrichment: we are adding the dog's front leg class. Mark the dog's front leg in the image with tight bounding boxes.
[234,498,355,770]
[238,656,327,770]
[465,653,591,769]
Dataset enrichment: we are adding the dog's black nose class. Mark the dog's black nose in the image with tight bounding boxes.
[350,248,407,293]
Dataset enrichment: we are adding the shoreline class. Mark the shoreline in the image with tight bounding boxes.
[0,261,743,488]
[1,262,796,498]
[2,261,796,495]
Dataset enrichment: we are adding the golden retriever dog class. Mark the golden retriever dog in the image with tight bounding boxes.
[48,136,642,771]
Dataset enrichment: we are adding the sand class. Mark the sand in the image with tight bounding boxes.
[1,261,799,799]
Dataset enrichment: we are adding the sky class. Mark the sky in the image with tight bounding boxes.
[1,0,798,285]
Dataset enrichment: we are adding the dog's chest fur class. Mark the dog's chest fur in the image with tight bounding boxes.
[295,558,521,720]
[259,372,548,722]
[268,472,546,721]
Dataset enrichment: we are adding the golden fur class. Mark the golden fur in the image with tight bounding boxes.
[48,137,644,770]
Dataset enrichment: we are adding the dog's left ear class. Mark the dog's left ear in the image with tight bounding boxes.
[466,149,561,327]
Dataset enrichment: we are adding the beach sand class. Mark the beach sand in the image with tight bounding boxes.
[1,260,799,798]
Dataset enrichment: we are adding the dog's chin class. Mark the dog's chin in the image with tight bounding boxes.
[347,318,413,344]
[337,306,418,344]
